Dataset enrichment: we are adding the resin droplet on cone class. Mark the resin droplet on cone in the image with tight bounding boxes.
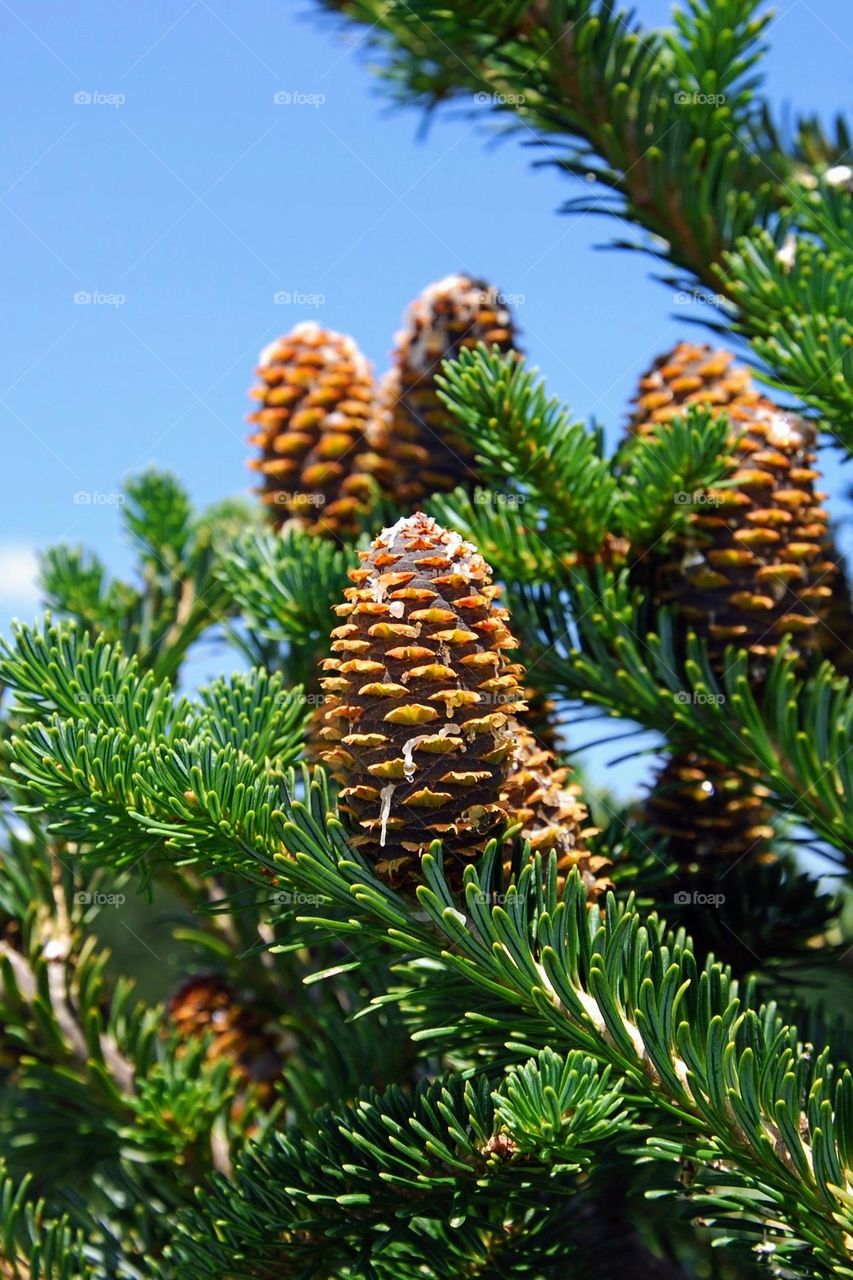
[367,275,519,503]
[247,323,378,538]
[628,341,837,670]
[319,512,527,889]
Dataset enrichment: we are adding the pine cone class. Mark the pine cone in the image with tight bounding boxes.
[628,342,837,672]
[167,974,283,1106]
[642,752,775,868]
[501,726,611,902]
[365,275,519,502]
[319,512,527,890]
[247,323,379,538]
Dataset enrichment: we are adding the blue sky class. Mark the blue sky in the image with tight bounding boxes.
[0,0,850,795]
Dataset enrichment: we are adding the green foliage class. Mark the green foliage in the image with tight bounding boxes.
[724,214,853,440]
[0,1162,90,1279]
[320,0,850,450]
[2,608,851,1273]
[436,346,618,553]
[168,1053,633,1278]
[216,525,359,686]
[616,407,734,547]
[509,574,853,860]
[39,470,254,682]
[1,5,851,1274]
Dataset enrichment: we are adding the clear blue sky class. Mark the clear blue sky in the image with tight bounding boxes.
[0,0,850,793]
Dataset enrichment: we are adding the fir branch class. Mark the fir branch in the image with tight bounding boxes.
[0,1161,91,1279]
[436,346,618,553]
[167,1052,633,1278]
[616,406,734,548]
[510,574,853,859]
[273,791,853,1277]
[216,526,359,688]
[316,1,852,451]
[39,471,252,683]
[4,626,853,1272]
[426,488,564,582]
[723,214,853,442]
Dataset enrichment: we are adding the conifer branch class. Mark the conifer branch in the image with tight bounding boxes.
[316,1,853,449]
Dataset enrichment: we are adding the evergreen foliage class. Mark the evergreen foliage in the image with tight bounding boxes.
[1,3,851,1277]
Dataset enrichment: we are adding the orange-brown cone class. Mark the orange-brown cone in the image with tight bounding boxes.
[641,751,775,868]
[628,342,837,673]
[247,323,379,538]
[501,726,611,903]
[167,974,282,1107]
[319,512,526,890]
[364,275,519,503]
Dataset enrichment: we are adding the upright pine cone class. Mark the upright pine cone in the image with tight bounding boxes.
[319,513,527,889]
[366,275,518,503]
[167,974,283,1107]
[628,344,842,925]
[501,726,611,902]
[628,342,837,672]
[247,323,379,538]
[642,752,775,867]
